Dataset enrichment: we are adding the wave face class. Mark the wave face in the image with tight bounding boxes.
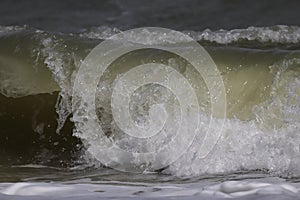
[1,25,300,177]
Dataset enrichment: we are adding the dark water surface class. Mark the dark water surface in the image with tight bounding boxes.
[1,0,300,32]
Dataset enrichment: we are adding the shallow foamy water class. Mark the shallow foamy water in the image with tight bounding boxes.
[0,166,300,199]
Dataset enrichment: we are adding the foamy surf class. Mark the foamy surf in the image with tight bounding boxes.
[1,24,300,200]
[1,25,300,175]
[0,178,299,199]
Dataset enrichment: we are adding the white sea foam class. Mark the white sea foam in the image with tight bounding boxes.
[185,25,300,44]
[0,179,299,199]
[68,36,300,177]
[79,25,300,44]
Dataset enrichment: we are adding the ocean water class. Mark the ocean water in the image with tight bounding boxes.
[1,0,300,199]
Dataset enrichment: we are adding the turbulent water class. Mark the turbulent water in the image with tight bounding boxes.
[1,2,300,197]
